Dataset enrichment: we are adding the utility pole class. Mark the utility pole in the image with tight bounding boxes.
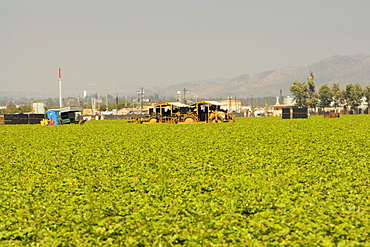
[91,98,96,115]
[280,89,283,105]
[141,87,144,113]
[137,87,144,113]
[228,94,232,112]
[182,88,188,103]
[106,94,109,111]
[116,93,118,110]
[58,68,62,108]
[97,94,100,113]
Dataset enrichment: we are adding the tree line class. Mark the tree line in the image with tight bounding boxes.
[289,72,370,112]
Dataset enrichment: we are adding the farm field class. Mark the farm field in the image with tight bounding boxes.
[0,115,369,246]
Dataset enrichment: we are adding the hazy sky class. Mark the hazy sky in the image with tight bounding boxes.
[1,0,370,97]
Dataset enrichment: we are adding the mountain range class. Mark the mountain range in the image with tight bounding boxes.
[145,54,370,99]
[1,54,370,100]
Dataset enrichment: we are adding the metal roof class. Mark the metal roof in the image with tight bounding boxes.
[167,102,190,107]
[193,101,226,106]
[205,101,226,106]
[60,106,83,113]
[156,102,190,107]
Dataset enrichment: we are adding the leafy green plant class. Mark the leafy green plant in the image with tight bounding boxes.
[0,116,369,246]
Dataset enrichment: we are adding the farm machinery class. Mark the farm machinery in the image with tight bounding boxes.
[192,101,234,123]
[147,102,198,123]
[146,101,234,124]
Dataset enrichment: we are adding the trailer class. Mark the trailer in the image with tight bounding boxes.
[0,113,45,125]
[46,106,83,125]
[60,106,83,124]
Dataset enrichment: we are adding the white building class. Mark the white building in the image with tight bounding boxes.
[32,102,45,114]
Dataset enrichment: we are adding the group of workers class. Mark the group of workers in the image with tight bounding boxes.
[40,118,55,126]
[40,118,87,126]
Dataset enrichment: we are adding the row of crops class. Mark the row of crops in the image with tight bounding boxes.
[0,116,369,246]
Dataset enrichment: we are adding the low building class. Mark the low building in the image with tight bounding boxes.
[272,104,295,116]
[32,102,45,114]
[83,109,94,115]
[218,100,241,113]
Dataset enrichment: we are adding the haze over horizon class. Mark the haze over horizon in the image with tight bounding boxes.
[1,0,370,98]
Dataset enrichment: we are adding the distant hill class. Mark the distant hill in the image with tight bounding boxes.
[146,54,370,99]
[2,54,370,101]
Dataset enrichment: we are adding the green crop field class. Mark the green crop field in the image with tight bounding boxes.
[0,116,369,246]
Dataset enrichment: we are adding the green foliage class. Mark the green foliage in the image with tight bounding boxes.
[289,81,309,107]
[331,83,342,108]
[290,75,370,111]
[343,83,364,109]
[1,116,370,246]
[290,73,319,110]
[117,102,130,110]
[364,85,370,105]
[307,72,316,99]
[318,84,333,109]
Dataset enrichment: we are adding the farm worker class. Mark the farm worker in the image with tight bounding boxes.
[40,119,45,126]
[43,119,49,126]
[49,118,54,125]
[79,119,86,125]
